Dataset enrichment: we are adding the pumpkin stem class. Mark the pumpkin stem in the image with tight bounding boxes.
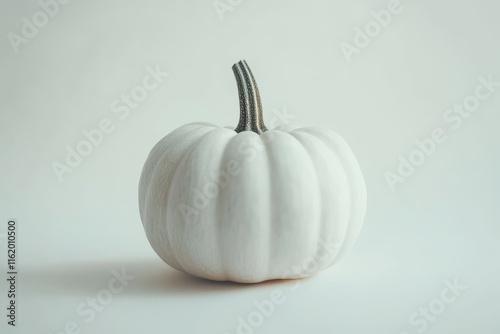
[232,60,268,134]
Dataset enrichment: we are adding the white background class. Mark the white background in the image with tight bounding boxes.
[1,0,499,333]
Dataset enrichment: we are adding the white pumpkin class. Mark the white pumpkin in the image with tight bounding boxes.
[139,60,367,283]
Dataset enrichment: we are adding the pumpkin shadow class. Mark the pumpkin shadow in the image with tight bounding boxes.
[24,259,298,297]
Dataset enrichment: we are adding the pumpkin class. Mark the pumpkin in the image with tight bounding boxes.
[138,60,367,283]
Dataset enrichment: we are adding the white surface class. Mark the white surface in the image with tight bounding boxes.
[1,0,499,333]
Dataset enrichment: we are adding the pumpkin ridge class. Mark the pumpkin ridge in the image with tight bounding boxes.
[163,127,228,275]
[288,130,332,272]
[297,128,366,267]
[293,128,352,268]
[260,133,273,280]
[151,129,214,272]
[140,124,214,218]
[141,125,215,272]
[212,131,241,281]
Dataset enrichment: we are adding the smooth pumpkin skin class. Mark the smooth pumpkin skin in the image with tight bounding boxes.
[138,122,367,283]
